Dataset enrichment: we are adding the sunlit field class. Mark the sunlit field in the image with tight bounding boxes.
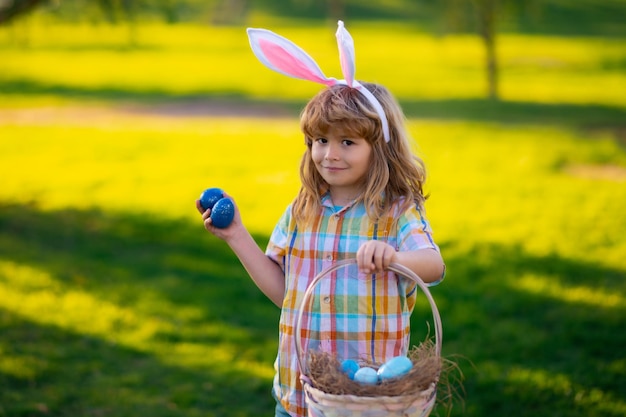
[1,18,625,417]
[1,21,625,105]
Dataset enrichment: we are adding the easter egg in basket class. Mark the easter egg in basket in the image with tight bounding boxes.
[354,367,379,385]
[377,355,413,381]
[340,359,360,380]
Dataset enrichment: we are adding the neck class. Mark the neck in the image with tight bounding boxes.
[330,192,361,207]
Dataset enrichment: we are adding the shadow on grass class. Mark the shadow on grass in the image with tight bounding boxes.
[3,78,626,128]
[429,242,626,417]
[0,201,276,329]
[0,201,279,417]
[0,202,624,416]
[0,309,271,417]
[400,99,626,130]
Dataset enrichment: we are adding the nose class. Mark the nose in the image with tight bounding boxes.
[325,142,340,160]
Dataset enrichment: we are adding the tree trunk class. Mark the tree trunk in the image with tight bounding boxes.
[328,0,344,22]
[211,0,249,25]
[474,0,499,100]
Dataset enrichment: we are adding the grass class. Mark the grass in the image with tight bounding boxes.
[1,17,626,417]
[0,205,277,417]
[1,21,625,106]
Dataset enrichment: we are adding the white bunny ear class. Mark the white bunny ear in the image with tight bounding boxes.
[336,21,390,142]
[247,23,391,143]
[336,20,356,87]
[247,28,336,86]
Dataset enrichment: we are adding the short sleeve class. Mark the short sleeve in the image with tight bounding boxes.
[396,202,445,286]
[265,205,292,271]
[396,203,440,252]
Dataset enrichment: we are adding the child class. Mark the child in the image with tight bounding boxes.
[197,22,445,417]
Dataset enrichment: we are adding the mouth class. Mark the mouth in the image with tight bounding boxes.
[322,166,346,171]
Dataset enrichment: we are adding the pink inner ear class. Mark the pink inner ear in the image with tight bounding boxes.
[259,39,334,85]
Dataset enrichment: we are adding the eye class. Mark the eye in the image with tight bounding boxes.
[315,137,328,144]
[342,139,355,146]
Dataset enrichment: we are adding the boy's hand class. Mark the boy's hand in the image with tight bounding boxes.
[357,240,398,275]
[196,193,243,242]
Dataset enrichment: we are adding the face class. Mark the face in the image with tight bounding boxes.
[311,125,373,204]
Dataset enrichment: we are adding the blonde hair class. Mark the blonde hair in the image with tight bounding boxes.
[292,82,427,225]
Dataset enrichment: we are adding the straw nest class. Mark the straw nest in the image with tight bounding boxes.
[307,340,441,398]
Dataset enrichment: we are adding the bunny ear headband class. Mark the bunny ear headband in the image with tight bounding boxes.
[247,20,390,143]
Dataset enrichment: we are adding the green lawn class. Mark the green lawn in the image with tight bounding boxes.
[0,19,625,417]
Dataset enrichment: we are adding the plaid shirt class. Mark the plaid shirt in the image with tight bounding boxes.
[266,193,441,417]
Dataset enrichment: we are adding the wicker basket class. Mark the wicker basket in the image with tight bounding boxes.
[294,259,442,417]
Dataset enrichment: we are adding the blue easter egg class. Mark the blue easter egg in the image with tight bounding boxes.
[199,187,224,211]
[210,198,235,228]
[354,367,379,385]
[377,356,413,381]
[340,359,360,380]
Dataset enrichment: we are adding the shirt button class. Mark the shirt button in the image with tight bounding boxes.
[326,255,333,261]
[323,296,331,304]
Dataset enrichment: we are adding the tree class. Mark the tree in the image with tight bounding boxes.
[473,0,499,100]
[434,0,540,101]
[327,0,345,22]
[211,0,248,25]
[0,0,48,25]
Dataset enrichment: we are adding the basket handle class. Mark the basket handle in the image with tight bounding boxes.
[294,258,442,376]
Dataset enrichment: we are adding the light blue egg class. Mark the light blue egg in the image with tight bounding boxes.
[377,356,413,380]
[340,359,360,380]
[354,367,379,385]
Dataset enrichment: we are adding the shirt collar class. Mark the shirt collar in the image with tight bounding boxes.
[321,191,358,213]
